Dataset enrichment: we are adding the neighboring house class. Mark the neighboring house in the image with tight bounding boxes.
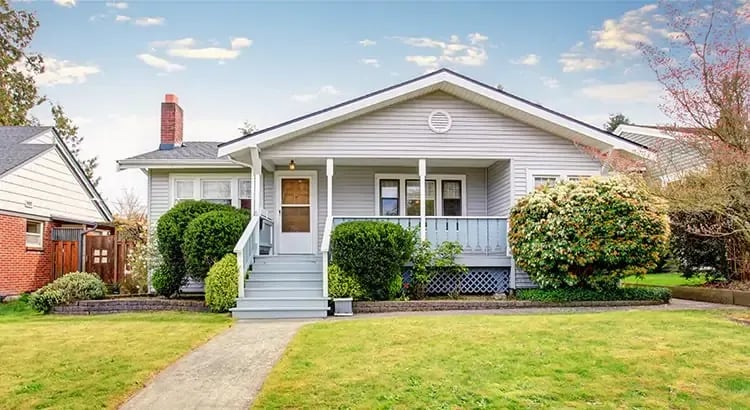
[118,68,649,318]
[615,124,705,182]
[0,126,113,296]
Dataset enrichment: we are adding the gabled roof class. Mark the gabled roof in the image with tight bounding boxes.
[0,126,113,222]
[614,124,704,180]
[117,141,242,170]
[218,68,650,158]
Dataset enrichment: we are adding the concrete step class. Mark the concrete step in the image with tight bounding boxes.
[244,287,322,298]
[249,272,321,281]
[230,307,328,319]
[251,262,321,273]
[254,255,321,264]
[245,278,322,289]
[236,297,328,310]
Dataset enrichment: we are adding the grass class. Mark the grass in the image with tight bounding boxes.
[0,300,232,409]
[622,272,706,287]
[255,310,750,409]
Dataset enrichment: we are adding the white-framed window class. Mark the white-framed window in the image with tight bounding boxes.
[526,170,599,192]
[170,174,254,210]
[201,180,232,205]
[25,220,43,249]
[375,174,467,216]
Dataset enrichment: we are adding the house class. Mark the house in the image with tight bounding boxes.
[0,126,113,296]
[118,68,649,318]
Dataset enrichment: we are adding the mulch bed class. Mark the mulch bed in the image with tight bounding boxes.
[353,299,663,314]
[53,297,208,315]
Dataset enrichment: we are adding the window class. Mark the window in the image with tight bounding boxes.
[26,220,43,248]
[379,180,399,216]
[566,175,588,181]
[239,178,252,210]
[201,180,231,205]
[533,175,559,189]
[406,180,436,216]
[174,180,194,202]
[442,180,462,216]
[527,170,599,192]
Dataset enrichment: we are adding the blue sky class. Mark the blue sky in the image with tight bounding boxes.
[17,0,677,204]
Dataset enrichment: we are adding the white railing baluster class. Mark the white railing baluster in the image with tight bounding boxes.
[233,213,274,299]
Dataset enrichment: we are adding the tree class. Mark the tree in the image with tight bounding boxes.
[238,120,256,135]
[0,0,44,126]
[51,102,100,186]
[113,188,146,243]
[636,0,750,281]
[603,113,633,132]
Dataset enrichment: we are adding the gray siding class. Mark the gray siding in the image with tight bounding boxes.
[486,160,511,216]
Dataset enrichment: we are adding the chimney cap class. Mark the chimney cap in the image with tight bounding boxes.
[164,94,179,104]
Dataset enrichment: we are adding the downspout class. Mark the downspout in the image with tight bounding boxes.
[79,223,98,272]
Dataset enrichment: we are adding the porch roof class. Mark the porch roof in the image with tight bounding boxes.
[218,68,650,159]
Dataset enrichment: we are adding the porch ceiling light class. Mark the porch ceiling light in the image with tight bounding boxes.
[288,160,296,170]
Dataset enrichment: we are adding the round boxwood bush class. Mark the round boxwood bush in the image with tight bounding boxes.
[328,264,364,299]
[29,272,107,313]
[509,176,669,290]
[151,262,183,297]
[182,209,250,280]
[155,200,236,296]
[205,253,238,313]
[330,221,415,300]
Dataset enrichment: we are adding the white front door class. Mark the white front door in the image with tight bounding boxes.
[276,172,316,254]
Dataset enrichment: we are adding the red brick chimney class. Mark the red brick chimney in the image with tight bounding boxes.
[160,94,183,150]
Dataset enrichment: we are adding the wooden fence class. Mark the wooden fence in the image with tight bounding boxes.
[51,230,137,284]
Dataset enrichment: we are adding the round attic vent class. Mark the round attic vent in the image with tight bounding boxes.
[428,110,452,133]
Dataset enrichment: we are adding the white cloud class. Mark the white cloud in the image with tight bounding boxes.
[106,1,128,9]
[292,85,339,102]
[511,54,540,66]
[134,17,165,26]
[150,37,251,61]
[230,37,253,49]
[360,58,380,68]
[541,76,560,89]
[581,81,662,102]
[559,53,608,72]
[397,32,489,69]
[53,0,76,7]
[359,39,376,47]
[115,15,130,22]
[34,58,100,86]
[591,3,671,54]
[137,54,185,73]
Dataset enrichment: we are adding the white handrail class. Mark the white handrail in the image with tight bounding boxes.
[234,215,260,299]
[320,216,333,298]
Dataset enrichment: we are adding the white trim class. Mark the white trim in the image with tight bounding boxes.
[525,169,600,193]
[218,70,647,158]
[274,170,318,254]
[25,219,44,249]
[117,159,243,170]
[374,173,468,217]
[614,124,674,140]
[168,172,254,208]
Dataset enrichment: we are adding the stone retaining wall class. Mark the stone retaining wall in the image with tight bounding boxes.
[53,297,208,315]
[625,284,750,307]
[353,299,662,314]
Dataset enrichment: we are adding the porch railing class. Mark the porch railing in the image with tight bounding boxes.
[234,213,273,298]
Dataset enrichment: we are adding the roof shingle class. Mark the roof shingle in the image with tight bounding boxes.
[0,126,54,176]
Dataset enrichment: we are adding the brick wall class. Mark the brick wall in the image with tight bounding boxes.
[0,214,58,295]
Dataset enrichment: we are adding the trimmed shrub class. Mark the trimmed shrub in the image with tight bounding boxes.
[328,264,364,299]
[151,263,183,297]
[516,287,671,303]
[205,254,238,313]
[155,200,235,296]
[509,176,670,290]
[670,210,730,282]
[330,221,416,300]
[183,210,250,280]
[29,272,108,313]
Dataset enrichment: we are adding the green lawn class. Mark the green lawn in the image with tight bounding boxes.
[0,301,232,409]
[622,272,706,287]
[255,311,750,409]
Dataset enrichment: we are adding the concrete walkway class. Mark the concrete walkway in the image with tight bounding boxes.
[120,319,315,410]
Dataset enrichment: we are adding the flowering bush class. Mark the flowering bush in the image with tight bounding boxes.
[509,176,670,290]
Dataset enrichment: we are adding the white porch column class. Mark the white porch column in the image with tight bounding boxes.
[418,159,426,241]
[250,149,263,216]
[326,158,334,219]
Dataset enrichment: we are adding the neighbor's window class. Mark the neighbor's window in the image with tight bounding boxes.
[201,180,231,205]
[442,180,462,216]
[174,180,195,202]
[405,180,436,216]
[567,175,588,182]
[26,220,43,248]
[239,178,252,210]
[533,175,559,189]
[379,179,399,216]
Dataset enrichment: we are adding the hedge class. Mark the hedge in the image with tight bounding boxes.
[205,254,238,313]
[29,272,108,313]
[183,210,250,280]
[516,287,671,303]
